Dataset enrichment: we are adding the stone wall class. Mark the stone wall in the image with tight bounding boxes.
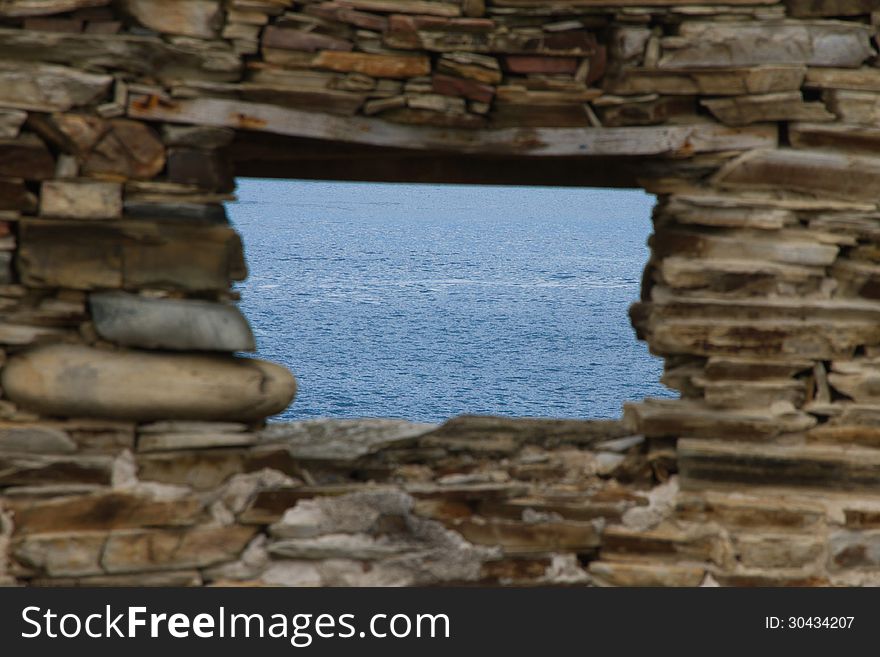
[1,0,880,586]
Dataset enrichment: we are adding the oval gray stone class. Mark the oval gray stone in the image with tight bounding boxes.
[2,344,296,421]
[89,291,256,352]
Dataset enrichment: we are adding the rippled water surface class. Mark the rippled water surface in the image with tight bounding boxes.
[229,179,674,422]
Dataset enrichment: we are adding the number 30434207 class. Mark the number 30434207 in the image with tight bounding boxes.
[766,617,854,629]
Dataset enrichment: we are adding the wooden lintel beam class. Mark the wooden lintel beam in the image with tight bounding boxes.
[128,94,777,158]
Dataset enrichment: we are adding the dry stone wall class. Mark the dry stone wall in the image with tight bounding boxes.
[0,0,880,586]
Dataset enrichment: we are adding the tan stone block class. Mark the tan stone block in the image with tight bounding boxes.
[330,0,459,16]
[118,0,223,38]
[0,61,111,112]
[790,122,880,156]
[82,119,166,180]
[701,91,834,126]
[606,66,806,96]
[805,67,880,91]
[451,517,601,554]
[312,50,430,78]
[733,533,824,569]
[659,21,873,69]
[101,525,257,573]
[0,109,26,138]
[18,219,246,291]
[824,89,880,125]
[713,148,880,201]
[589,561,705,587]
[138,432,259,452]
[629,399,816,440]
[679,439,880,491]
[646,317,880,360]
[0,453,113,487]
[0,134,55,181]
[30,570,202,586]
[9,492,204,535]
[12,531,105,577]
[830,529,880,569]
[40,180,122,219]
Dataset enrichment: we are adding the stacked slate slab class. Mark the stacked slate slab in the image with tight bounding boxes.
[2,0,880,586]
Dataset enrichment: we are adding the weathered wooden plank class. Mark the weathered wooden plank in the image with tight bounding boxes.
[127,93,777,156]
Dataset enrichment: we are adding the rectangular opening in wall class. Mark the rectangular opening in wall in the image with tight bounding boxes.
[229,180,674,422]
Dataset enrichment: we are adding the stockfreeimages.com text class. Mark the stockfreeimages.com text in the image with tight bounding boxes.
[21,605,451,647]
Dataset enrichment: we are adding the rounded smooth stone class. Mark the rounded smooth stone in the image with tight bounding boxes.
[89,291,256,352]
[2,344,297,422]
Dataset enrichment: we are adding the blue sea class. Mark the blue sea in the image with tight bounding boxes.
[229,179,674,422]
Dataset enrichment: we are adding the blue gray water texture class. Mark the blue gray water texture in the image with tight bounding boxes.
[228,179,675,422]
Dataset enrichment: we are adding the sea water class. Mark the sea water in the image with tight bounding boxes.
[228,179,674,422]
